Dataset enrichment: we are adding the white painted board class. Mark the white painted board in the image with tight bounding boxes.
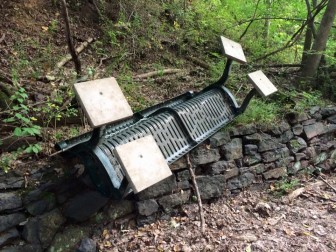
[113,135,172,193]
[247,70,277,97]
[74,77,133,128]
[220,36,247,64]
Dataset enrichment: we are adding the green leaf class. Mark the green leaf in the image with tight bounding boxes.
[3,118,15,123]
[13,127,23,137]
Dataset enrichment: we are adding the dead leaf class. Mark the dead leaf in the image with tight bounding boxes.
[287,187,305,201]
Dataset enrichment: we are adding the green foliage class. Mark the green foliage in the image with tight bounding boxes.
[234,98,280,126]
[271,178,300,197]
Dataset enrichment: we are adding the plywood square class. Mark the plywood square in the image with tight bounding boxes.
[74,77,133,128]
[113,135,172,193]
[248,70,277,97]
[220,36,247,64]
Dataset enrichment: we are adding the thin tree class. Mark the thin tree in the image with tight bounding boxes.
[301,0,336,81]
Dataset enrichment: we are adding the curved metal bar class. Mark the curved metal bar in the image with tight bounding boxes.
[237,88,257,115]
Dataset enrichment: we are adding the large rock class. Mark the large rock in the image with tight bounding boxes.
[0,213,26,233]
[23,209,65,249]
[262,147,290,163]
[244,144,258,155]
[190,148,220,165]
[208,160,236,175]
[292,124,303,136]
[321,106,336,118]
[243,133,262,144]
[288,137,307,153]
[209,131,230,147]
[222,138,243,160]
[0,175,24,190]
[243,154,261,166]
[106,200,134,220]
[229,124,257,136]
[280,130,294,143]
[258,135,285,152]
[78,237,97,252]
[136,199,159,216]
[47,225,91,252]
[227,172,255,190]
[1,244,43,252]
[62,190,109,222]
[137,175,177,200]
[303,122,325,139]
[26,194,56,216]
[0,228,19,248]
[195,175,225,200]
[263,167,287,179]
[157,191,190,211]
[0,193,22,212]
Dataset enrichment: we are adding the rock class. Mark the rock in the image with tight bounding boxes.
[0,193,22,212]
[48,225,91,252]
[321,106,336,118]
[288,161,302,175]
[280,130,294,143]
[157,191,190,211]
[288,137,307,153]
[304,146,317,159]
[26,194,56,216]
[0,213,26,233]
[169,157,187,171]
[243,133,262,144]
[262,147,290,163]
[292,124,303,136]
[1,244,43,252]
[78,237,96,252]
[227,172,255,190]
[106,200,134,220]
[327,115,336,124]
[302,119,317,126]
[137,175,177,200]
[195,175,225,200]
[244,144,258,155]
[250,163,265,174]
[309,106,320,115]
[0,228,19,248]
[177,181,190,190]
[255,202,271,217]
[208,160,236,175]
[23,209,65,249]
[136,199,159,216]
[275,156,294,168]
[209,131,230,147]
[303,122,325,139]
[176,170,190,181]
[295,153,307,161]
[278,121,291,133]
[0,176,24,190]
[243,154,261,166]
[258,135,285,152]
[223,168,239,180]
[229,124,257,136]
[222,138,243,160]
[62,190,109,222]
[190,148,220,165]
[324,124,336,135]
[314,152,328,165]
[137,214,157,226]
[263,167,287,179]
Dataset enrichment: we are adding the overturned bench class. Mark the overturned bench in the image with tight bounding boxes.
[55,36,277,199]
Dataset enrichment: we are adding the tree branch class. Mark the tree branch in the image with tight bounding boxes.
[60,0,82,77]
[239,0,261,40]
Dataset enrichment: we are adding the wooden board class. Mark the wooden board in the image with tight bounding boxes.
[113,135,172,193]
[220,36,247,64]
[74,77,133,128]
[247,70,277,97]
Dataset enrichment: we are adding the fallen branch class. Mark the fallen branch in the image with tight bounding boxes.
[135,68,183,79]
[318,175,336,194]
[252,64,303,68]
[186,153,205,234]
[186,56,211,70]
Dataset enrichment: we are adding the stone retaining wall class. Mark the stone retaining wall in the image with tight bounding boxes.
[1,106,336,251]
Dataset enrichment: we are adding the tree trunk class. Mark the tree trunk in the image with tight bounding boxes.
[301,0,317,66]
[264,0,272,46]
[301,0,336,81]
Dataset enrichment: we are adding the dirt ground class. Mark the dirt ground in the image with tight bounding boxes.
[93,173,336,252]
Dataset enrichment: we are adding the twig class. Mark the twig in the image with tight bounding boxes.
[186,56,211,70]
[0,33,5,44]
[186,153,205,234]
[134,68,183,79]
[239,0,261,40]
[318,175,336,194]
[60,0,82,77]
